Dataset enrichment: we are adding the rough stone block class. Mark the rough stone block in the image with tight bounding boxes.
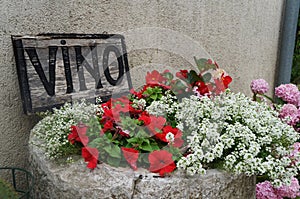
[29,134,256,199]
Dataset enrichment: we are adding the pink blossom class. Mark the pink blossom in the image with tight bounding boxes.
[250,79,269,94]
[275,177,300,198]
[289,142,300,166]
[275,84,300,106]
[279,104,300,126]
[256,178,300,199]
[256,181,281,199]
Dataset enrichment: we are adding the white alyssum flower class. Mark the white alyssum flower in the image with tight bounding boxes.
[165,132,175,142]
[174,91,299,186]
[31,100,98,159]
[146,92,178,117]
[132,99,147,110]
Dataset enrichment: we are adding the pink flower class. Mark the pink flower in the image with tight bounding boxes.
[250,79,269,94]
[279,104,300,126]
[256,181,281,199]
[275,177,300,198]
[256,178,300,199]
[289,142,300,166]
[275,84,300,106]
[279,104,298,118]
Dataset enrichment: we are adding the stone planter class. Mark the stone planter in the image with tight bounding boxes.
[29,134,256,199]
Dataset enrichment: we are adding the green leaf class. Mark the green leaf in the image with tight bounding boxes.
[194,57,208,71]
[163,72,174,80]
[110,145,121,158]
[136,130,149,138]
[103,145,112,153]
[105,133,113,140]
[187,70,203,84]
[88,138,102,148]
[107,156,121,167]
[127,137,140,144]
[140,142,153,152]
[150,94,157,100]
[202,73,212,83]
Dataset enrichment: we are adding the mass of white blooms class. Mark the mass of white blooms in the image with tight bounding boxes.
[171,91,299,187]
[31,100,100,159]
[146,92,178,117]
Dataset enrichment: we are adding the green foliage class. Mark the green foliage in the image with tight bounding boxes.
[291,14,300,86]
[194,57,217,73]
[0,178,18,199]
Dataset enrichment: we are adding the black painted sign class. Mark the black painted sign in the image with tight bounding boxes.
[12,34,132,114]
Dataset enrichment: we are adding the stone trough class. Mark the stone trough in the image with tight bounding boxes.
[28,134,256,199]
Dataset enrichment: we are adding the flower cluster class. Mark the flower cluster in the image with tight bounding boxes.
[32,56,300,199]
[63,60,232,176]
[256,177,300,199]
[250,79,269,94]
[31,100,98,159]
[275,84,300,106]
[64,58,232,176]
[171,92,300,186]
[251,80,300,133]
[250,79,300,198]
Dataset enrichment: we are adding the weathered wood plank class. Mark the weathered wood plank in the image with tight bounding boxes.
[12,34,132,114]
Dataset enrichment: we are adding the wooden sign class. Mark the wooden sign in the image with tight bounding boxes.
[12,34,132,114]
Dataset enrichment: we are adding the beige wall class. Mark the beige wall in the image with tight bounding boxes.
[0,0,284,168]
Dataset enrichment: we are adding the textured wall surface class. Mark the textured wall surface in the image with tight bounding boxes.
[29,134,256,198]
[0,0,284,172]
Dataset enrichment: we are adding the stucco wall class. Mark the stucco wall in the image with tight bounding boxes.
[0,0,284,169]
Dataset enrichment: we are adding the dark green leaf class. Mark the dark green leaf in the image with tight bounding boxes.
[202,73,212,83]
[107,156,121,167]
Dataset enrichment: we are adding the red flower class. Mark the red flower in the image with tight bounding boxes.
[145,70,167,84]
[222,74,232,88]
[103,120,114,132]
[130,88,143,99]
[129,105,143,116]
[155,126,184,147]
[68,124,89,146]
[117,128,130,138]
[176,70,188,79]
[147,116,166,135]
[140,83,171,94]
[82,147,99,170]
[148,150,176,176]
[121,147,139,170]
[138,112,151,125]
[214,74,232,94]
[173,131,184,148]
[194,81,211,95]
[112,97,130,113]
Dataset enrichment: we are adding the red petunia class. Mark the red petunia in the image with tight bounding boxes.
[121,147,139,170]
[173,131,184,148]
[145,70,167,84]
[155,126,184,147]
[102,120,114,133]
[82,147,99,170]
[117,128,130,138]
[138,112,151,125]
[221,74,232,88]
[130,88,143,99]
[148,150,176,176]
[176,70,188,79]
[214,74,232,95]
[194,81,211,96]
[147,116,166,135]
[68,124,89,146]
[129,105,144,115]
[112,97,130,113]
